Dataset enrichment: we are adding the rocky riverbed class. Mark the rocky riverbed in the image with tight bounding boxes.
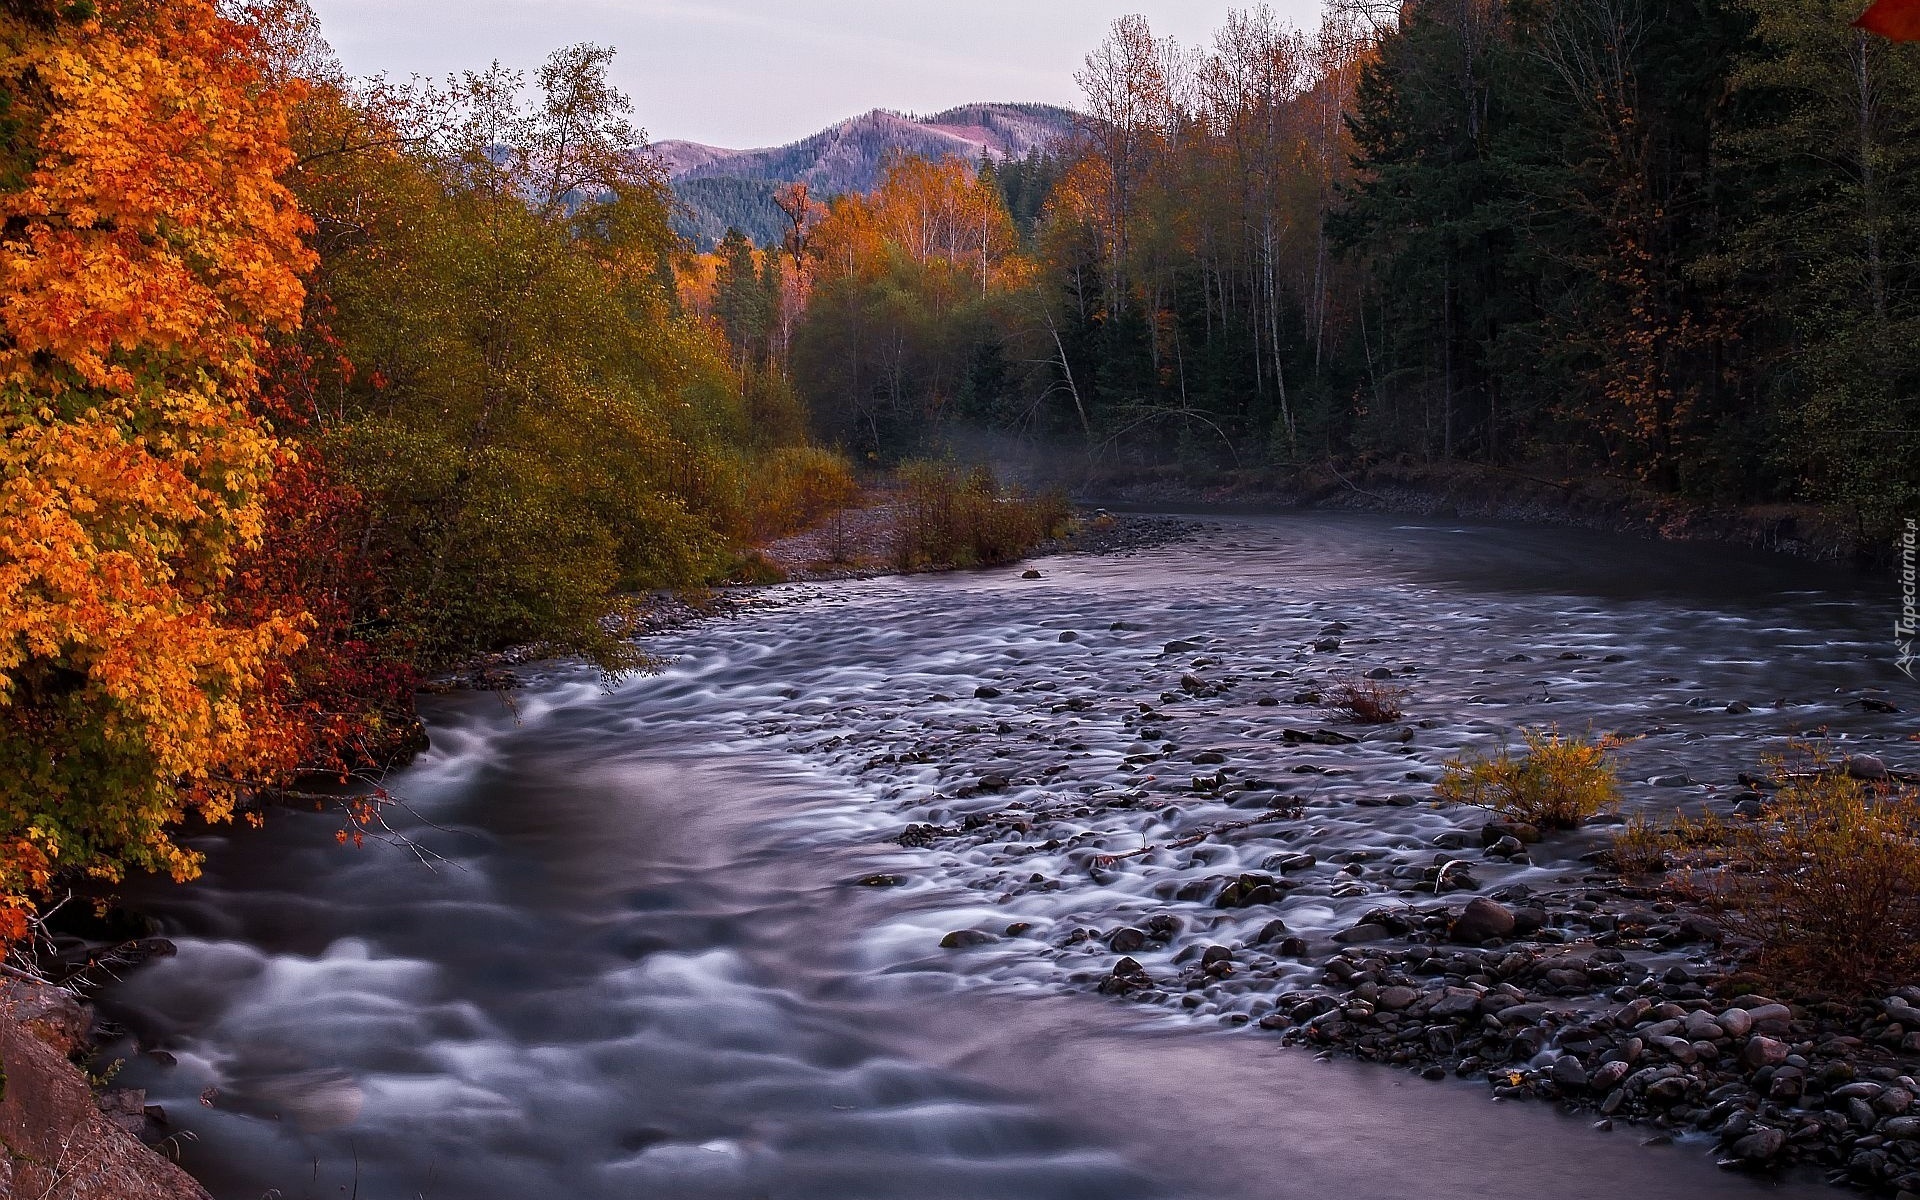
[719,514,1914,1192]
[92,510,1913,1200]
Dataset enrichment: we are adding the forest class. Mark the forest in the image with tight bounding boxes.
[687,1,1918,537]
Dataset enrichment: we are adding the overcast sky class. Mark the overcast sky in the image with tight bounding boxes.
[308,0,1327,149]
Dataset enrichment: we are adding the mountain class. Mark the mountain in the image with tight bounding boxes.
[650,140,739,177]
[656,103,1079,250]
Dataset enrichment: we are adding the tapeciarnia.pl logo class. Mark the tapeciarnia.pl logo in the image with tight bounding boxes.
[1900,518,1918,680]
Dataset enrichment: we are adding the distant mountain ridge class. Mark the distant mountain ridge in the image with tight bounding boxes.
[657,103,1079,250]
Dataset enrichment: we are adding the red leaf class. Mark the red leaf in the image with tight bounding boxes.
[1857,0,1920,40]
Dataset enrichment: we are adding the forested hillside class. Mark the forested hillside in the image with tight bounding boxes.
[754,5,1917,539]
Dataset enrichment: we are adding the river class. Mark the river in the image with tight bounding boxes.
[98,512,1902,1199]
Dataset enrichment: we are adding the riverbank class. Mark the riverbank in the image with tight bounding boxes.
[753,495,1206,583]
[1082,459,1875,566]
[0,974,207,1199]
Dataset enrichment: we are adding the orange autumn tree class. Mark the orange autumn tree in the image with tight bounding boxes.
[0,0,314,936]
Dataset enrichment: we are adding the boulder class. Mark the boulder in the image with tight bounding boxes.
[1450,897,1517,943]
[0,999,208,1199]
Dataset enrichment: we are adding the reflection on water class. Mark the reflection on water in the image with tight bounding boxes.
[100,513,1893,1199]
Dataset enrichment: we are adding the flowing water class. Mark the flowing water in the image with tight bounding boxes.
[97,512,1909,1200]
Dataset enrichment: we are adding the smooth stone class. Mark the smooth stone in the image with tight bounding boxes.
[1849,754,1890,780]
[1378,986,1419,1012]
[940,930,998,949]
[1551,1057,1590,1092]
[1742,1035,1789,1069]
[1716,1008,1754,1038]
[1727,1126,1786,1162]
[1450,897,1517,943]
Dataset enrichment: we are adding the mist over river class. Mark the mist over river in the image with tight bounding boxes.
[96,512,1903,1200]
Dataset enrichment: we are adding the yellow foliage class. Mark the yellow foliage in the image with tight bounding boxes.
[811,155,1027,294]
[1635,746,1920,992]
[1436,727,1626,829]
[0,0,313,934]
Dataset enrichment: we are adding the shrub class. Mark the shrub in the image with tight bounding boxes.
[1436,727,1625,829]
[1324,675,1408,723]
[1608,808,1732,875]
[890,461,1071,570]
[744,446,858,541]
[1672,746,1920,992]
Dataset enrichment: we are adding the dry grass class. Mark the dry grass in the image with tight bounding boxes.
[1323,675,1408,723]
[1436,727,1625,829]
[890,461,1072,570]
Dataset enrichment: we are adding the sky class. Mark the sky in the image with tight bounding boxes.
[308,0,1328,149]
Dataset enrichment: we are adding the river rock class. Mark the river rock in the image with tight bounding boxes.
[1451,897,1517,943]
[1848,753,1889,780]
[1334,922,1390,944]
[1716,1008,1754,1038]
[1482,820,1542,845]
[1742,1035,1789,1069]
[1768,1066,1803,1101]
[1725,1126,1786,1164]
[1745,1003,1792,1032]
[1098,956,1152,996]
[1645,1076,1689,1106]
[1378,986,1419,1012]
[1592,1060,1632,1090]
[940,930,998,950]
[1550,1056,1590,1092]
[1428,987,1483,1019]
[1881,1116,1920,1140]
